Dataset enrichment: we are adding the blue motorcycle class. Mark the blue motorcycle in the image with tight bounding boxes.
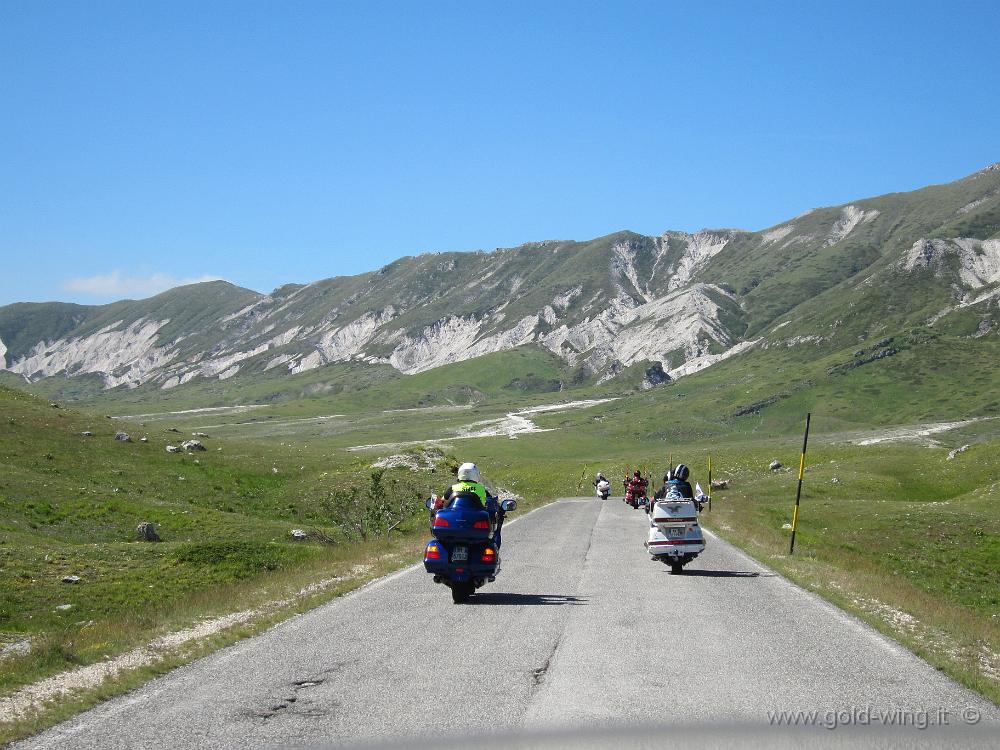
[423,492,517,603]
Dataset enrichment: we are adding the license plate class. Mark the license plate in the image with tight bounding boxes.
[452,546,468,562]
[668,526,684,538]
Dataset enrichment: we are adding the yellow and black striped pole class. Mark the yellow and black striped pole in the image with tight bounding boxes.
[789,412,812,555]
[707,453,712,512]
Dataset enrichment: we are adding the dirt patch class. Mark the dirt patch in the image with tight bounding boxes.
[371,447,445,471]
[116,405,267,421]
[348,398,619,451]
[852,418,992,446]
[0,637,31,660]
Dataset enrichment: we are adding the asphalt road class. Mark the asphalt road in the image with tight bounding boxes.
[17,498,999,749]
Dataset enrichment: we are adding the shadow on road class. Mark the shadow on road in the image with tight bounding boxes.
[467,593,588,606]
[667,569,775,578]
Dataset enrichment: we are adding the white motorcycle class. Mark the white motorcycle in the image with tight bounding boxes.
[646,487,706,574]
[595,478,611,500]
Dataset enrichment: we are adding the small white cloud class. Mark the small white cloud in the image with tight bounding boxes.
[63,271,224,299]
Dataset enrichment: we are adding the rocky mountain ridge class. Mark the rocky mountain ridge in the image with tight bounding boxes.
[2,163,999,392]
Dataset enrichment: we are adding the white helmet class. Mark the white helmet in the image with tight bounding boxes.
[457,462,482,483]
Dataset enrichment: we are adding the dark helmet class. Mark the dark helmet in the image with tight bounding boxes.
[633,470,641,478]
[674,464,690,481]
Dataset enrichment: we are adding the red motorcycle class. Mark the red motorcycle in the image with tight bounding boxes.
[624,477,649,510]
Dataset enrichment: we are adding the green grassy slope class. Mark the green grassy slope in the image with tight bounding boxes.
[700,165,1000,337]
[0,385,448,695]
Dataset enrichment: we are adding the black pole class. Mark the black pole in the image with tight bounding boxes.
[789,412,811,555]
[707,453,712,512]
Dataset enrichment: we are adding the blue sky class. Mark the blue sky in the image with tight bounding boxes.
[2,0,999,305]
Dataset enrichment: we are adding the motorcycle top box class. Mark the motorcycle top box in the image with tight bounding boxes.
[647,498,706,570]
[429,492,493,542]
[651,498,700,528]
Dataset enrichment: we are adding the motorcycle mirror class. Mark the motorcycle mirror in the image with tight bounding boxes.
[500,499,517,512]
[425,496,436,510]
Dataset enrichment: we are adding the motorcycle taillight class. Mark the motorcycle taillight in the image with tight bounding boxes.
[481,547,496,563]
[432,517,450,528]
[425,544,441,560]
[473,520,490,529]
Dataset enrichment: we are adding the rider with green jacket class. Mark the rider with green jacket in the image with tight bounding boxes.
[443,462,505,548]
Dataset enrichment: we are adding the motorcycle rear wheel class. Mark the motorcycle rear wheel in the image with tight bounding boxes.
[451,583,474,603]
[670,562,684,575]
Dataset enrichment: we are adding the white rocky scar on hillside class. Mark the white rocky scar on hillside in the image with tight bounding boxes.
[609,232,736,302]
[903,238,1000,289]
[4,319,179,388]
[386,316,484,374]
[318,308,397,362]
[160,325,316,388]
[667,339,759,378]
[594,286,741,376]
[544,284,747,380]
[823,205,880,247]
[612,240,656,302]
[541,290,637,374]
[0,336,6,368]
[375,269,745,380]
[540,286,583,325]
[281,307,401,375]
[163,305,401,384]
[760,225,794,245]
[957,188,998,215]
[664,231,736,290]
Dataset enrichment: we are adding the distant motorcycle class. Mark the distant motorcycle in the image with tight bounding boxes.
[423,493,517,603]
[624,480,648,510]
[595,479,611,500]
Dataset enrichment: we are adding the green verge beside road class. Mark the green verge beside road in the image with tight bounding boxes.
[697,437,1000,706]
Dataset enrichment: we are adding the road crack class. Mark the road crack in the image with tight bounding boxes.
[530,639,560,689]
[528,500,601,692]
[531,657,551,686]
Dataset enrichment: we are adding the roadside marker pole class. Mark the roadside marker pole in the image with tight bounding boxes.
[643,465,648,508]
[707,453,712,512]
[789,412,812,555]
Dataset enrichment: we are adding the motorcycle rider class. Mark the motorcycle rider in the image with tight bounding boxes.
[444,462,488,503]
[627,470,648,505]
[593,471,611,499]
[633,470,648,491]
[443,462,506,548]
[667,464,695,499]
